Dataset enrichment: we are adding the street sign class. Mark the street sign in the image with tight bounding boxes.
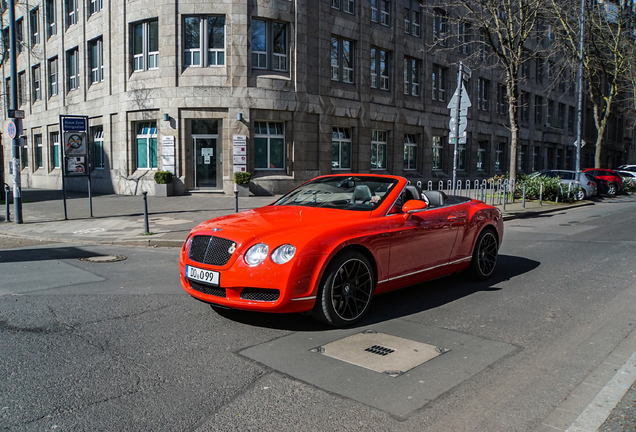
[449,107,469,118]
[574,140,586,148]
[8,109,25,119]
[62,117,87,132]
[449,116,467,134]
[461,65,472,80]
[7,121,16,139]
[447,83,472,110]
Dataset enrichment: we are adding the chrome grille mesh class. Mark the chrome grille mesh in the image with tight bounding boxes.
[189,235,235,266]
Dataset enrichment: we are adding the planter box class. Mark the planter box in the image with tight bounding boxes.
[237,184,249,197]
[155,183,173,197]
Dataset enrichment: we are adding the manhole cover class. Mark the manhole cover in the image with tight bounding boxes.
[78,255,127,263]
[311,331,449,377]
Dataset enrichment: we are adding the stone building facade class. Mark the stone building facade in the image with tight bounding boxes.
[1,0,632,196]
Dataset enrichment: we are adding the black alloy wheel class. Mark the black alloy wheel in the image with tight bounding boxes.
[313,251,375,327]
[469,229,498,280]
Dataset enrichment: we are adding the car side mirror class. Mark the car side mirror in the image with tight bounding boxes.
[402,200,427,219]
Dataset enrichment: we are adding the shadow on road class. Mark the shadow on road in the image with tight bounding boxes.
[210,254,540,332]
[0,245,105,263]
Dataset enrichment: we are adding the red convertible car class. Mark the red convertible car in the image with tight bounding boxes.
[179,174,503,327]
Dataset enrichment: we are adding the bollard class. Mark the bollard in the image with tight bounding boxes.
[4,183,10,223]
[539,183,543,206]
[503,185,507,211]
[234,183,239,213]
[522,183,526,208]
[142,191,150,234]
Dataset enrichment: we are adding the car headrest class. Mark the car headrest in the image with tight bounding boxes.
[404,185,422,202]
[351,185,372,203]
[423,190,446,207]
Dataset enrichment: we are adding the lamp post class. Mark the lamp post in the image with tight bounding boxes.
[8,0,23,223]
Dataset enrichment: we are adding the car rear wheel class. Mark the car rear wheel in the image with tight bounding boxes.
[607,183,617,196]
[469,229,498,280]
[313,251,375,327]
[576,189,586,200]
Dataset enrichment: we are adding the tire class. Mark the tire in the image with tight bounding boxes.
[469,229,499,280]
[607,183,617,196]
[312,251,375,327]
[576,189,586,201]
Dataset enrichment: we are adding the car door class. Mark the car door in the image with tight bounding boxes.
[386,205,460,280]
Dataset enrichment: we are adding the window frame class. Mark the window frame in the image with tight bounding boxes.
[495,83,507,114]
[30,8,40,46]
[370,47,389,91]
[254,121,286,170]
[18,71,25,106]
[495,142,505,172]
[66,47,79,92]
[251,18,288,72]
[135,121,158,169]
[371,130,388,170]
[89,0,103,17]
[432,65,447,102]
[404,134,417,171]
[32,64,41,102]
[403,56,420,97]
[65,0,78,29]
[132,19,159,73]
[16,18,23,55]
[46,0,57,38]
[331,36,354,84]
[432,135,444,170]
[332,127,352,170]
[88,37,104,84]
[477,78,490,111]
[50,131,60,169]
[48,56,58,97]
[91,126,104,169]
[477,140,487,171]
[404,0,420,36]
[34,134,43,169]
[433,10,448,46]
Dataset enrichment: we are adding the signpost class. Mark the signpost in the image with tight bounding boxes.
[59,115,91,219]
[448,62,471,194]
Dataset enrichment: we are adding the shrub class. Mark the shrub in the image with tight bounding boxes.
[154,171,173,184]
[514,175,580,202]
[623,179,636,193]
[234,171,251,185]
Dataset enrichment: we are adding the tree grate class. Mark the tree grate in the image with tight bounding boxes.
[365,345,395,356]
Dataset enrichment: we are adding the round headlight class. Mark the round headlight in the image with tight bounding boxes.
[271,244,296,265]
[245,243,269,266]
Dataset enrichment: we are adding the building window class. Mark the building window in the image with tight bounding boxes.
[16,18,23,54]
[433,10,448,46]
[532,146,540,172]
[432,135,444,170]
[20,138,28,169]
[404,134,417,170]
[65,0,77,28]
[184,16,225,68]
[251,19,287,72]
[66,48,79,91]
[46,0,56,38]
[546,99,554,127]
[30,8,40,45]
[534,95,543,125]
[495,142,504,171]
[403,57,419,96]
[4,78,10,111]
[557,103,565,129]
[404,0,420,36]
[496,84,507,114]
[457,143,466,170]
[50,132,60,168]
[331,36,354,83]
[48,56,58,96]
[521,54,529,78]
[332,127,351,170]
[88,37,104,84]
[520,91,529,122]
[132,19,159,72]
[457,21,471,54]
[568,106,575,133]
[432,65,447,101]
[477,141,487,171]
[92,126,104,169]
[254,121,285,169]
[374,0,390,26]
[32,64,41,102]
[35,134,43,169]
[136,121,157,169]
[478,78,490,111]
[18,71,25,106]
[370,47,389,90]
[89,0,103,16]
[333,0,354,14]
[536,58,543,83]
[371,130,387,170]
[2,28,8,57]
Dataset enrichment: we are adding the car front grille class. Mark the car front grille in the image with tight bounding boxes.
[189,235,236,266]
[240,288,280,302]
[189,280,226,298]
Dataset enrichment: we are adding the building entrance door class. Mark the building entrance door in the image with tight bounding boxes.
[193,135,220,189]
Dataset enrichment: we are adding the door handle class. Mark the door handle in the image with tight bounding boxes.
[447,215,457,222]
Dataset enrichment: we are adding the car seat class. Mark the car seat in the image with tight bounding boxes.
[351,185,373,203]
[423,190,446,207]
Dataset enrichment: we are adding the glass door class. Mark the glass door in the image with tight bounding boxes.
[193,136,220,189]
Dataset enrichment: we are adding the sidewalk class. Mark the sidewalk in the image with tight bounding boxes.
[0,188,597,248]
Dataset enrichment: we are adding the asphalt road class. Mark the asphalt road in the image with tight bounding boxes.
[1,199,635,431]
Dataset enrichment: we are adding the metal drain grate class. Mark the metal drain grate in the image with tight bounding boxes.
[365,345,395,356]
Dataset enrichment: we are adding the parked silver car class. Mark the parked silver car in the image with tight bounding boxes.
[530,170,598,200]
[616,170,636,187]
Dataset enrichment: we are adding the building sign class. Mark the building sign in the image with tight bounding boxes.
[67,157,86,174]
[233,135,247,174]
[162,136,175,174]
[64,132,87,156]
[60,115,89,177]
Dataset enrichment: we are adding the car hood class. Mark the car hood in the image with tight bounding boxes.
[191,205,370,249]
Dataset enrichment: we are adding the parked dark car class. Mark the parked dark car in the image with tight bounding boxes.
[582,169,622,196]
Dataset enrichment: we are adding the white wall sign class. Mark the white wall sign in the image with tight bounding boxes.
[161,136,176,174]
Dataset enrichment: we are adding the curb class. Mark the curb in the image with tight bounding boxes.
[501,201,595,221]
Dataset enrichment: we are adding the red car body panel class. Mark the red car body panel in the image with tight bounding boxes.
[179,174,503,314]
[582,168,623,191]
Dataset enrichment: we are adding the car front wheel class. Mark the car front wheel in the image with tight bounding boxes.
[469,229,498,280]
[313,251,375,327]
[576,189,586,200]
[607,183,617,196]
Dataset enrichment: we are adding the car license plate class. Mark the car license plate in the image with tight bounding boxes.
[186,265,220,286]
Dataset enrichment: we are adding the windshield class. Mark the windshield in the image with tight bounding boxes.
[273,176,398,211]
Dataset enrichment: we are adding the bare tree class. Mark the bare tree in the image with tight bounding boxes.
[430,0,550,183]
[549,0,633,168]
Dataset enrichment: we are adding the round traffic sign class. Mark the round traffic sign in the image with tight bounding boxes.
[7,121,16,139]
